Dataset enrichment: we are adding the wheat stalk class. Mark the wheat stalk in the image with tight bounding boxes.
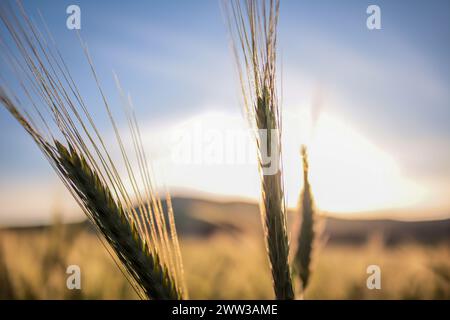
[294,145,315,294]
[224,0,294,299]
[0,2,186,300]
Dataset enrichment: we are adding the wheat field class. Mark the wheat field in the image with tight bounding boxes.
[1,220,448,300]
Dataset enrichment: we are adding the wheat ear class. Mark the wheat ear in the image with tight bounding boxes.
[0,2,186,299]
[225,0,294,299]
[55,142,180,299]
[294,145,315,293]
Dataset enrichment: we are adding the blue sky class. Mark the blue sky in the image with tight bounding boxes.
[0,0,449,224]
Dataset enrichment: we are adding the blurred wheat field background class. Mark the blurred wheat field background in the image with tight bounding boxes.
[1,198,449,299]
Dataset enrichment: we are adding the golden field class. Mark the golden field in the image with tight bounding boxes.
[1,198,448,300]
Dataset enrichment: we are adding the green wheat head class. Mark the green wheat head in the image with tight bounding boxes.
[55,142,181,299]
[225,0,295,300]
[294,145,315,292]
[0,2,186,300]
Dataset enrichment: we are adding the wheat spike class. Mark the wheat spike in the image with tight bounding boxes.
[224,0,295,299]
[55,142,180,299]
[0,1,186,299]
[294,145,315,293]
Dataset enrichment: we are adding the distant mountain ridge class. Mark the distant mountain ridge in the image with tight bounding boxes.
[3,196,450,246]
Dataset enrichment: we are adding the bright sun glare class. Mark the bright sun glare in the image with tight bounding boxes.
[0,109,432,223]
[139,110,427,215]
[304,114,426,213]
